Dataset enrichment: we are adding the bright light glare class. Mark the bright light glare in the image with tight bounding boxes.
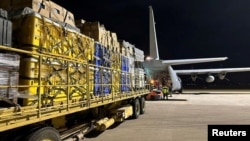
[146,56,153,60]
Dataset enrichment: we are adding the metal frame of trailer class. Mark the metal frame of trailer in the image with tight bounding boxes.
[0,45,150,132]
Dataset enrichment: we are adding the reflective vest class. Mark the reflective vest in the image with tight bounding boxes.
[162,86,169,94]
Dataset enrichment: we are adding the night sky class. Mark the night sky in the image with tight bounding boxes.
[53,0,250,88]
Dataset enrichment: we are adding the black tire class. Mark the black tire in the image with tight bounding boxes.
[24,127,61,141]
[132,98,141,119]
[139,96,146,115]
[179,88,183,93]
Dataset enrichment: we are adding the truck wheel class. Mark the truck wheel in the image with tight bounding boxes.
[132,98,141,119]
[24,127,61,141]
[139,96,145,115]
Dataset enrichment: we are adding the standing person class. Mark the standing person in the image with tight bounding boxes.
[162,85,169,100]
[168,83,173,97]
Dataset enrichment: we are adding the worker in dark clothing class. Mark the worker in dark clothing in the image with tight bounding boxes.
[168,83,172,97]
[162,85,169,100]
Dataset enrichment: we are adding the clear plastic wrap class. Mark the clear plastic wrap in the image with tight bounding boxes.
[0,53,20,70]
[0,53,20,99]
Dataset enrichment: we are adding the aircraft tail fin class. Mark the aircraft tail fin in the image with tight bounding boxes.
[149,5,160,60]
[148,6,228,65]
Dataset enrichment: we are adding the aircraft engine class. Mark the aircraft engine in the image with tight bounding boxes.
[191,74,197,81]
[206,75,215,83]
[218,72,227,80]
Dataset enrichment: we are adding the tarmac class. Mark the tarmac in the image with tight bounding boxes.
[84,89,250,141]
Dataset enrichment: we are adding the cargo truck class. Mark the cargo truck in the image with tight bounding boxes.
[0,1,150,140]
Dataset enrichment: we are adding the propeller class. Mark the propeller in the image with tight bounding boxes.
[189,74,203,82]
[218,72,230,81]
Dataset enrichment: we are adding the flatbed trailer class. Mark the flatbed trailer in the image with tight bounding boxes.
[0,44,149,141]
[0,2,150,140]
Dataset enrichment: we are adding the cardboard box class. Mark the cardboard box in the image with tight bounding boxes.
[50,1,75,26]
[1,0,75,26]
[79,21,107,45]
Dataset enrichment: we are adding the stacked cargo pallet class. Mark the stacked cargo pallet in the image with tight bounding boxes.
[120,40,132,92]
[77,19,146,93]
[0,1,96,105]
[93,42,104,95]
[110,47,121,94]
[134,47,145,89]
[0,53,20,100]
[119,40,146,91]
[110,32,120,52]
[76,20,122,96]
[10,8,93,60]
[92,42,112,96]
[0,0,146,105]
[109,33,121,94]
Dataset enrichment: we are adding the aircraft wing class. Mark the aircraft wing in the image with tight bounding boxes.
[175,67,250,75]
[161,57,228,65]
[143,57,228,72]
